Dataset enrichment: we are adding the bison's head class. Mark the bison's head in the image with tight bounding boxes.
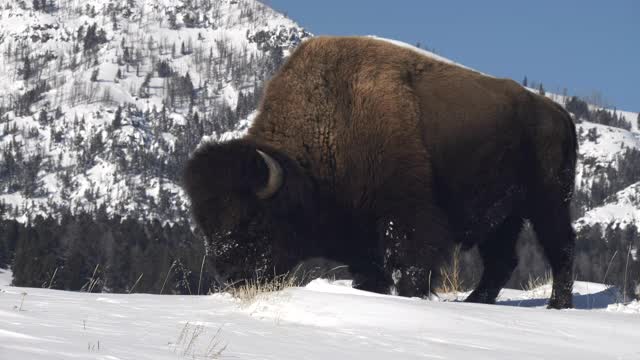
[183,140,283,236]
[182,139,314,284]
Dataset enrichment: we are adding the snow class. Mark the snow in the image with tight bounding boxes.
[575,182,640,231]
[577,122,640,164]
[0,268,11,286]
[371,36,482,74]
[1,278,639,359]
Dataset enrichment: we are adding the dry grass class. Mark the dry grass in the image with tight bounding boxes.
[226,272,298,305]
[15,291,27,311]
[437,245,465,294]
[80,264,101,293]
[171,322,227,359]
[522,271,553,292]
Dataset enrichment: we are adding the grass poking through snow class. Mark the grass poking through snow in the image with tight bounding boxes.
[171,322,227,359]
[226,273,298,305]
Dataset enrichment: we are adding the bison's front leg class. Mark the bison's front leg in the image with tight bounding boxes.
[343,224,390,294]
[385,207,454,298]
[465,214,524,304]
[351,262,389,294]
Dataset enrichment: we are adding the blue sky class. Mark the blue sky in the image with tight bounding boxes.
[266,0,639,112]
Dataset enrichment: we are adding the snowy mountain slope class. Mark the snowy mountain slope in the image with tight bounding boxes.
[0,0,638,234]
[571,118,640,231]
[0,278,639,360]
[575,121,640,183]
[0,0,309,222]
[576,182,640,233]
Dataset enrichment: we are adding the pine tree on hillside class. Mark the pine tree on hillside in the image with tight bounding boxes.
[111,11,118,30]
[0,231,9,269]
[0,220,19,266]
[38,109,48,125]
[168,12,178,29]
[113,105,123,128]
[12,217,61,288]
[522,76,528,87]
[21,56,32,80]
[90,68,99,82]
[83,24,107,52]
[538,83,545,96]
[54,106,63,119]
[566,96,590,120]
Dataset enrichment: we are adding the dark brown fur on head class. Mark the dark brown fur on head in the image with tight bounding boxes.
[182,139,318,282]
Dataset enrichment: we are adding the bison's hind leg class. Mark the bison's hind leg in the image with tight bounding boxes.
[465,215,524,304]
[530,200,575,309]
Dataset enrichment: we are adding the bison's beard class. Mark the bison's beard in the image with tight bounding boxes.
[206,218,275,289]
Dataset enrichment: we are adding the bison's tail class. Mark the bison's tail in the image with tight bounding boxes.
[523,96,578,206]
[553,101,578,204]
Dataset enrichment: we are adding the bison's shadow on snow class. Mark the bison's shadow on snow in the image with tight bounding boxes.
[497,288,620,309]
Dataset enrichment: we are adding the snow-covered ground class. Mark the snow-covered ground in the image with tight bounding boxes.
[0,268,11,286]
[1,272,638,360]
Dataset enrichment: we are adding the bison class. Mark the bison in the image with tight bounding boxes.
[183,36,577,309]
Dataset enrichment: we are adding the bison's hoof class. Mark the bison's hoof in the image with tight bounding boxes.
[464,290,497,304]
[353,278,388,295]
[547,297,573,309]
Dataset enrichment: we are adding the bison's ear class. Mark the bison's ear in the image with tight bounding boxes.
[255,149,283,199]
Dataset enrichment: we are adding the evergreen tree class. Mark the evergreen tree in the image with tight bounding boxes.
[139,73,152,98]
[83,23,107,52]
[522,76,528,87]
[111,11,118,30]
[12,217,61,288]
[21,56,32,80]
[156,60,173,77]
[90,68,99,82]
[168,12,178,29]
[38,108,48,125]
[566,96,590,120]
[113,105,123,128]
[0,230,9,269]
[538,83,545,96]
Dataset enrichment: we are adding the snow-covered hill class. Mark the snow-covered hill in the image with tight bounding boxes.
[0,0,308,222]
[0,276,639,359]
[1,0,638,234]
[572,117,640,230]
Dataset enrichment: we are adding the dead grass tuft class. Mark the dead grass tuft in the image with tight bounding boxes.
[226,272,298,304]
[171,322,227,359]
[522,271,553,292]
[437,245,465,294]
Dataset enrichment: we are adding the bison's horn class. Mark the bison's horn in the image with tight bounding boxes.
[255,149,283,199]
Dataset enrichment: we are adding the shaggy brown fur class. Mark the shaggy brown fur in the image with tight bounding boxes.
[183,36,577,308]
